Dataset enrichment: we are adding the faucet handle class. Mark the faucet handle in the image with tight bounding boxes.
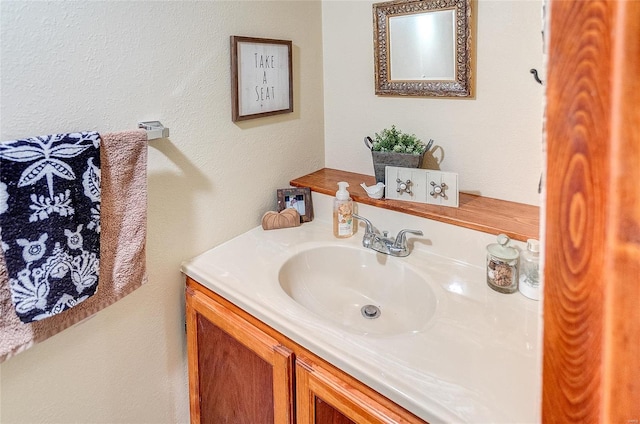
[352,213,375,234]
[393,229,423,248]
[352,213,379,249]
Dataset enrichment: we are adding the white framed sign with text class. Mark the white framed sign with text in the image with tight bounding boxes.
[231,36,293,122]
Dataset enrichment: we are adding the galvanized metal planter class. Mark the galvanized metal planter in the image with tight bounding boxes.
[371,151,424,183]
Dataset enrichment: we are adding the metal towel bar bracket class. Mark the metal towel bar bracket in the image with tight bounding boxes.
[138,121,170,140]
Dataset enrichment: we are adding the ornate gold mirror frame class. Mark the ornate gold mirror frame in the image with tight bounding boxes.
[373,0,473,97]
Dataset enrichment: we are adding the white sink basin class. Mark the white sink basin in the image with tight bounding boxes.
[183,196,541,423]
[278,245,437,336]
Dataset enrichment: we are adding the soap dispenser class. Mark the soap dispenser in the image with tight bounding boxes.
[333,182,354,238]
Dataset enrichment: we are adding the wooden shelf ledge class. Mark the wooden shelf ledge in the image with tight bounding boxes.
[290,168,540,242]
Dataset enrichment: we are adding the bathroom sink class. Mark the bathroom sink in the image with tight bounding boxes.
[278,245,437,336]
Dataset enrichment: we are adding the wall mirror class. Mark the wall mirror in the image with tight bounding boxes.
[373,0,473,97]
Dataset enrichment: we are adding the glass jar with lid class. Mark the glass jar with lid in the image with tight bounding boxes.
[486,234,519,294]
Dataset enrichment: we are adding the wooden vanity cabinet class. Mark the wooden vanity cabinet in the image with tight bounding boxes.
[296,355,416,424]
[186,284,294,423]
[185,277,427,424]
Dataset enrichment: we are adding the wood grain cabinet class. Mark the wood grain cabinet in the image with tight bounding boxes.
[186,284,294,424]
[296,355,417,424]
[185,277,426,424]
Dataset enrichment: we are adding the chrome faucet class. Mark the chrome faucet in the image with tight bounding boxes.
[352,214,423,257]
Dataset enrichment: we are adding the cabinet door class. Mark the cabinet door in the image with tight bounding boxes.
[296,355,416,424]
[186,287,294,424]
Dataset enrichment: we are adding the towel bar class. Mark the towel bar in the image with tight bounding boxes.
[138,121,169,140]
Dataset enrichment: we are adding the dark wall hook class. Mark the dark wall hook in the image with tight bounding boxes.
[530,68,543,85]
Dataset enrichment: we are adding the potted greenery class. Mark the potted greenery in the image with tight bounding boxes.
[364,125,433,183]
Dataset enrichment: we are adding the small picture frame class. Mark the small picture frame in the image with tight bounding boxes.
[277,187,314,223]
[231,36,293,122]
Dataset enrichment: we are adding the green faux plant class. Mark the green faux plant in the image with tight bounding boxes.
[372,125,427,155]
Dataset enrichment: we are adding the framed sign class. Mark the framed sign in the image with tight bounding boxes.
[231,36,293,122]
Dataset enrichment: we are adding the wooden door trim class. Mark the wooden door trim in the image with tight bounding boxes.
[543,1,640,422]
[603,0,640,420]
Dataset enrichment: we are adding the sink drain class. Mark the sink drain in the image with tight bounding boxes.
[361,304,381,319]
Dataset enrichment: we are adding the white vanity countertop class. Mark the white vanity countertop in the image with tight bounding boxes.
[181,194,541,424]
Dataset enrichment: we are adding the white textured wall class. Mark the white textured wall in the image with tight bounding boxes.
[323,0,544,205]
[0,1,324,423]
[1,0,543,421]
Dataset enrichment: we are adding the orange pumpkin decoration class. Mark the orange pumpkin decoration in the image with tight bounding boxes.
[261,208,301,230]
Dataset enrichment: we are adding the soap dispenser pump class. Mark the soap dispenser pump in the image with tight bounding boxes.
[333,182,354,238]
